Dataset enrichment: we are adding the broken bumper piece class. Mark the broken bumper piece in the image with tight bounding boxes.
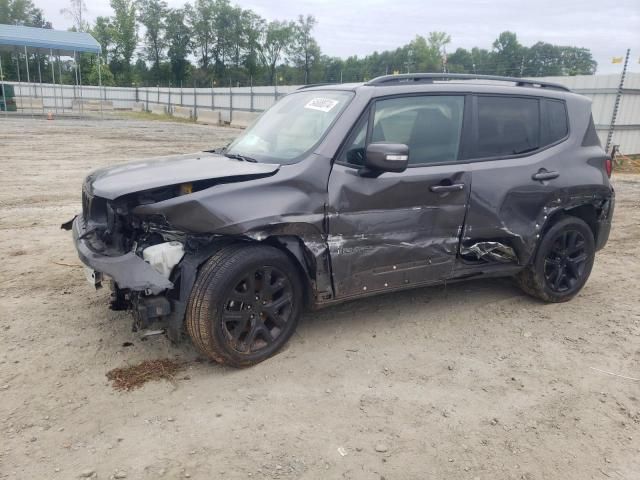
[72,216,174,295]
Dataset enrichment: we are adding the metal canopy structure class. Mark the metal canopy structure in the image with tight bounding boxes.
[0,24,103,117]
[0,24,101,55]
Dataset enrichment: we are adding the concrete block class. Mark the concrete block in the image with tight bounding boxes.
[172,106,194,120]
[230,111,260,128]
[196,109,222,125]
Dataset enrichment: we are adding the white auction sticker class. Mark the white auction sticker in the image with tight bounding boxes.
[304,97,339,113]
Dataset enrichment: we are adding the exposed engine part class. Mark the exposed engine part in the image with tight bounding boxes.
[142,241,185,279]
[133,295,172,331]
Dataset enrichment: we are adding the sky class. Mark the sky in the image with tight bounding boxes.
[40,0,640,74]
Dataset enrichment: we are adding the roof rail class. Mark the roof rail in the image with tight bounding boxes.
[365,73,571,92]
[297,83,336,90]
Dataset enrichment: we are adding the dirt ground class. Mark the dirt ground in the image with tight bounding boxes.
[1,116,639,480]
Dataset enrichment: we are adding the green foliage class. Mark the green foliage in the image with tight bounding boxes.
[1,0,50,27]
[1,0,600,86]
[87,59,115,86]
[288,15,321,84]
[60,0,89,32]
[165,8,191,84]
[137,0,168,80]
[259,20,294,85]
[109,0,137,84]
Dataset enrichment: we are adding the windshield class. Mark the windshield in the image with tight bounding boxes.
[226,90,354,164]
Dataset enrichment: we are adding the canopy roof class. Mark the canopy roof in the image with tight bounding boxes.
[0,24,101,55]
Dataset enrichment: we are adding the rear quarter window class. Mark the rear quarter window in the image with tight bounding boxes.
[476,96,540,158]
[541,99,569,146]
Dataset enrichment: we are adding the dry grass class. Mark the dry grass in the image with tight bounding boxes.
[106,359,185,391]
[116,110,197,124]
[614,153,640,174]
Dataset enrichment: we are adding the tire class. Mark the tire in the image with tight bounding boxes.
[186,243,302,367]
[516,216,595,303]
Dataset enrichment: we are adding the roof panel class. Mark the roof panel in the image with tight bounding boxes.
[0,24,101,55]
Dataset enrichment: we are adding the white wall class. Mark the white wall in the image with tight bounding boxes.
[5,73,639,153]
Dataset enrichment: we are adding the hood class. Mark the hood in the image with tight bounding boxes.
[85,152,280,200]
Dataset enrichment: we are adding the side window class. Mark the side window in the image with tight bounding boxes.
[542,99,569,146]
[341,95,465,166]
[476,96,540,157]
[340,115,368,166]
[373,96,464,164]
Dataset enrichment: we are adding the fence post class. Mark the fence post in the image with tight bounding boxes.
[145,88,149,112]
[606,48,630,153]
[211,81,214,110]
[193,82,197,121]
[229,81,233,124]
[250,76,254,112]
[180,81,183,106]
[168,81,171,115]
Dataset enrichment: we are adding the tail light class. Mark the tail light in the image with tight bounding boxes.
[605,157,612,178]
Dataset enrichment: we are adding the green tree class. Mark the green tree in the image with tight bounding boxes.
[288,14,320,84]
[0,0,51,27]
[259,20,293,85]
[137,0,167,80]
[91,16,113,62]
[525,42,561,76]
[109,0,137,84]
[241,10,264,81]
[60,0,89,31]
[186,0,215,69]
[492,31,525,76]
[165,8,191,83]
[560,46,597,75]
[87,60,115,85]
[447,47,474,73]
[427,31,450,71]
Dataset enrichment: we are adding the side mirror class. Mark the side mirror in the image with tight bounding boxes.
[362,143,409,175]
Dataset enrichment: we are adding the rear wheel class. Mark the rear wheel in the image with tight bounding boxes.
[186,244,302,367]
[516,216,595,303]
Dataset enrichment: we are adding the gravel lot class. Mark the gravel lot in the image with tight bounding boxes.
[1,116,639,480]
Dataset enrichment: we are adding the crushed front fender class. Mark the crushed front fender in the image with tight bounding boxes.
[72,216,173,294]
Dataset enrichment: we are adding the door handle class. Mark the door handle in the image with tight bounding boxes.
[532,169,559,181]
[429,183,465,193]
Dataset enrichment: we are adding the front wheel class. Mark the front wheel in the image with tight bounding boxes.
[186,244,302,367]
[516,216,595,303]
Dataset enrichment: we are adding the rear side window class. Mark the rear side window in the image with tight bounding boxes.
[476,96,540,158]
[542,99,569,145]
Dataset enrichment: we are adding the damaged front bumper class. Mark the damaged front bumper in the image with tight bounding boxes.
[72,215,173,295]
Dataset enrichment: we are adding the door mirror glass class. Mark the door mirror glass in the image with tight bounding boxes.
[364,143,409,173]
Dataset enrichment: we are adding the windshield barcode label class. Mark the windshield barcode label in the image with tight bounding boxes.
[304,98,339,113]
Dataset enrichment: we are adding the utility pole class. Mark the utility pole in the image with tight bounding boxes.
[606,48,630,153]
[519,56,525,77]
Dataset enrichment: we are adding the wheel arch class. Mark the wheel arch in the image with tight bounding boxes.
[542,203,599,241]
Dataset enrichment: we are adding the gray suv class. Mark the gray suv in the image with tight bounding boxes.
[66,73,615,367]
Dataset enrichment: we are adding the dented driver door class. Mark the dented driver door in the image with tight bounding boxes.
[327,94,472,299]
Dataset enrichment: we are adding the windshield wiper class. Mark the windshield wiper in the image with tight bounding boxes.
[223,152,258,163]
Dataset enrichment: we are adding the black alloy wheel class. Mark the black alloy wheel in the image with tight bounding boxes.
[222,266,294,354]
[186,244,302,367]
[516,216,595,303]
[543,229,589,293]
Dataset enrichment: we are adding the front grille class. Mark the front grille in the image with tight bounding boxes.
[82,188,107,223]
[82,188,91,220]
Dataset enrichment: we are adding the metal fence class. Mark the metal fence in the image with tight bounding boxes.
[2,81,300,123]
[3,73,640,153]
